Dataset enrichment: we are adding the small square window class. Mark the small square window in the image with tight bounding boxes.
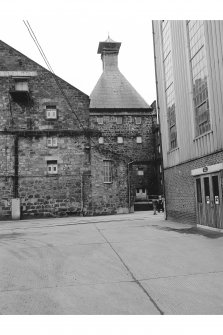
[116,117,123,124]
[97,116,104,124]
[47,160,58,174]
[47,137,57,147]
[15,79,29,92]
[136,136,142,143]
[117,136,124,144]
[99,137,104,144]
[46,106,57,119]
[135,117,141,124]
[137,168,144,176]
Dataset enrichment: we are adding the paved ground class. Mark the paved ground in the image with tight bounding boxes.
[1,211,223,315]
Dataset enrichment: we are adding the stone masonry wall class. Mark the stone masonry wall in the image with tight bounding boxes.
[0,40,91,219]
[17,136,90,218]
[90,149,129,215]
[90,111,159,209]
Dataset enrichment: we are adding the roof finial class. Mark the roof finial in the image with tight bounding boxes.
[108,32,110,39]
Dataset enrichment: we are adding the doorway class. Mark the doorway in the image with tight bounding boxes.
[195,172,223,228]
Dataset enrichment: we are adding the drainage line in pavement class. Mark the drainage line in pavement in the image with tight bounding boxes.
[95,226,164,315]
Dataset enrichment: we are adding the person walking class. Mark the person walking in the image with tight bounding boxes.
[152,198,158,215]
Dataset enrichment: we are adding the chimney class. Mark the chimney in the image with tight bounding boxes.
[97,35,121,71]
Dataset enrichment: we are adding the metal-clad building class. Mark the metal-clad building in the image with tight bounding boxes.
[153,20,223,229]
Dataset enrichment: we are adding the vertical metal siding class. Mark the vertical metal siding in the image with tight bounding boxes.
[154,20,223,169]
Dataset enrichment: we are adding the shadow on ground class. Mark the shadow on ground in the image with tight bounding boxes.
[151,225,223,239]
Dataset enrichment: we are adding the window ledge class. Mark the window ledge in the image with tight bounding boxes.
[193,130,213,141]
[167,147,179,154]
[104,182,112,184]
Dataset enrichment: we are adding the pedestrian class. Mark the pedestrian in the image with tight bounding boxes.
[157,195,163,213]
[152,199,158,215]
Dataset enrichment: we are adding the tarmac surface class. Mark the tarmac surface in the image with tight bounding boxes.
[1,211,223,315]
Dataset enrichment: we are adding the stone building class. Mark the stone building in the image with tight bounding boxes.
[0,39,93,219]
[90,37,158,212]
[153,20,223,229]
[0,37,159,220]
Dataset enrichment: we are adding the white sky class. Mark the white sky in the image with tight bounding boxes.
[1,0,222,107]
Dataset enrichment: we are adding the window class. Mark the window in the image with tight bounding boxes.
[137,168,144,176]
[135,117,141,124]
[136,136,142,143]
[98,137,104,144]
[97,116,103,124]
[47,137,58,147]
[161,20,178,150]
[204,177,210,204]
[15,79,29,91]
[117,136,124,144]
[187,20,210,136]
[104,160,112,183]
[196,178,202,203]
[212,175,220,204]
[116,116,123,124]
[47,160,58,174]
[46,106,57,119]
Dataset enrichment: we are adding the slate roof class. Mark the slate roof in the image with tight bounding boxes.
[90,37,150,109]
[90,69,150,109]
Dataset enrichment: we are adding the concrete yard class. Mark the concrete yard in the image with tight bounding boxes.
[1,211,223,315]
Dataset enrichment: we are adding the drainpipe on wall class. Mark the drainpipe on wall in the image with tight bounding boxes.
[12,134,20,220]
[152,20,167,220]
[127,161,134,213]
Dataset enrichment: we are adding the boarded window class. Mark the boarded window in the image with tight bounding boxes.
[97,116,103,124]
[135,117,141,124]
[116,117,123,124]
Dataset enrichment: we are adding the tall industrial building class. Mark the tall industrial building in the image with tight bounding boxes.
[153,20,223,229]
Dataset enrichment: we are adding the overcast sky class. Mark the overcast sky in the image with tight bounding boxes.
[1,0,221,107]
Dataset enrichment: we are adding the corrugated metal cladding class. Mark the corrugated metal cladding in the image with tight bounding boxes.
[153,20,223,169]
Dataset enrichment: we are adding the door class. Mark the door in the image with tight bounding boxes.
[195,172,223,228]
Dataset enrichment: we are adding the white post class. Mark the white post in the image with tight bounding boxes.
[12,198,20,220]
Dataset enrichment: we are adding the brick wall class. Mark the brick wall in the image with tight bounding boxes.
[164,150,223,224]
